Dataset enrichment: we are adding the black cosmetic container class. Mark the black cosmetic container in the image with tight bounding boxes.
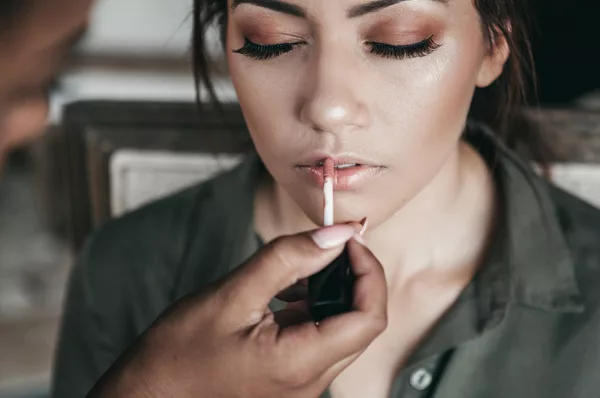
[308,246,355,322]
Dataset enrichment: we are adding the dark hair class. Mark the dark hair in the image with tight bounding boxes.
[192,0,544,159]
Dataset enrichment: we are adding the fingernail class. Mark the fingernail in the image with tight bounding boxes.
[359,217,369,237]
[311,225,355,249]
[353,233,368,247]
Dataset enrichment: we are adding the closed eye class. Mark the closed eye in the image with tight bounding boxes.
[233,37,305,60]
[366,36,440,60]
[232,36,440,61]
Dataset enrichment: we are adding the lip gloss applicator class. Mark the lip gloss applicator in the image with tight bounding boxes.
[323,159,335,227]
[308,158,355,322]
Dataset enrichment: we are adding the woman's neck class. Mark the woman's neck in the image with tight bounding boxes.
[254,141,497,289]
[367,141,497,288]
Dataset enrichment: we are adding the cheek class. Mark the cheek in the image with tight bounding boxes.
[376,34,485,161]
[227,29,302,166]
[229,63,300,143]
[384,42,482,130]
[427,38,486,124]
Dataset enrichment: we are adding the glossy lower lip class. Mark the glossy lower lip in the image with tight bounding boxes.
[295,164,385,190]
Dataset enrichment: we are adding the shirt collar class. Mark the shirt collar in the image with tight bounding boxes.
[470,122,584,313]
[406,122,584,365]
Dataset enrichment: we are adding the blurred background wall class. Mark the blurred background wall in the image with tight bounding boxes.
[81,0,193,56]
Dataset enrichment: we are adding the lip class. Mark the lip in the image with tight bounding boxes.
[297,154,378,168]
[295,154,385,191]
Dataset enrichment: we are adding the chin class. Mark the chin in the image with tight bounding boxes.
[296,188,371,226]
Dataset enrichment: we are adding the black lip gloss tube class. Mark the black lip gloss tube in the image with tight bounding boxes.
[308,245,355,322]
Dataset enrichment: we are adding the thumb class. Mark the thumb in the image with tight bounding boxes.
[219,225,357,324]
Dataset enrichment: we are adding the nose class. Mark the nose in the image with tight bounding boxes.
[299,48,371,134]
[0,97,49,152]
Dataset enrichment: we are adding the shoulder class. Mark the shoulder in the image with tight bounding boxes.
[72,180,211,320]
[76,156,257,297]
[548,184,600,261]
[550,184,600,238]
[547,184,600,306]
[83,176,211,269]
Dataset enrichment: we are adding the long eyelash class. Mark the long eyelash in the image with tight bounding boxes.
[233,37,299,60]
[367,36,440,60]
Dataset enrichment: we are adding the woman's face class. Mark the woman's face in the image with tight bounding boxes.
[0,0,92,166]
[227,0,507,226]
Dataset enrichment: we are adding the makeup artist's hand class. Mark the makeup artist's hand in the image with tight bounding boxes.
[88,224,387,398]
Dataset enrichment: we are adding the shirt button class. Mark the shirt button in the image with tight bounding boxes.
[410,368,433,391]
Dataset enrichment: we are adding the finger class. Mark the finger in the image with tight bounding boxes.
[343,217,368,236]
[278,239,388,379]
[220,225,356,323]
[346,221,364,235]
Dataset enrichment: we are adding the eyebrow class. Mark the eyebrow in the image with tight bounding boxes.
[231,0,304,17]
[349,0,447,18]
[231,0,448,19]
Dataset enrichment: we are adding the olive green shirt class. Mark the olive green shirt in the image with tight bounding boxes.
[52,125,600,398]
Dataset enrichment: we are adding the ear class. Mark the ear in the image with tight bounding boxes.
[476,27,511,88]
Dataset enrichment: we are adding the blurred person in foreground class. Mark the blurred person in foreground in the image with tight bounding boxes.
[0,0,89,169]
[0,2,388,398]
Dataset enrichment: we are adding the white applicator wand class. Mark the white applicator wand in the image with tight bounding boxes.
[323,158,335,227]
